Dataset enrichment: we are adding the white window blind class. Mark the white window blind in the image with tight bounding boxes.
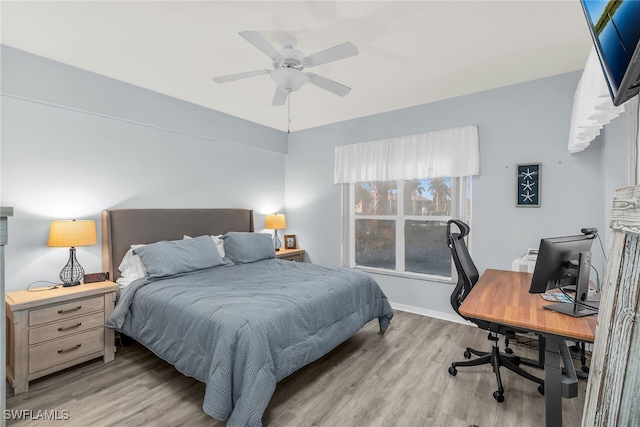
[334,125,479,184]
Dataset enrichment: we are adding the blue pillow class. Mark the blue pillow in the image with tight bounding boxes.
[133,235,226,278]
[222,232,275,264]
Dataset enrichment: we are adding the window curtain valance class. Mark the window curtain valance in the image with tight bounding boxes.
[334,125,479,184]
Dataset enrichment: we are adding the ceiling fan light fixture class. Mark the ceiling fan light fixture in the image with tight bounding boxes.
[213,31,358,109]
[270,68,309,92]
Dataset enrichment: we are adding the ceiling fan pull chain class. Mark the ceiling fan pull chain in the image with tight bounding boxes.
[288,90,291,134]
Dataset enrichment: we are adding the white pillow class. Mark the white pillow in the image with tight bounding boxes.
[183,235,225,258]
[116,275,138,291]
[117,244,148,278]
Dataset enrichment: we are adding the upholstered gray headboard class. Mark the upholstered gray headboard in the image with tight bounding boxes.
[102,208,254,280]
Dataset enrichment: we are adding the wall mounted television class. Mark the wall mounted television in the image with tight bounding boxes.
[581,0,640,106]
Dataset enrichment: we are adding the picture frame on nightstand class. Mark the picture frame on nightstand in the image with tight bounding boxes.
[284,235,297,249]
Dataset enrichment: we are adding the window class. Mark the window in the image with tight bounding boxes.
[347,177,471,279]
[334,125,479,279]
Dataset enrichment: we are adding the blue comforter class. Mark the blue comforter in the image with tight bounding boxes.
[106,259,393,426]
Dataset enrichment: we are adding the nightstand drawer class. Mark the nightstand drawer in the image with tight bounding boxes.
[29,312,105,346]
[29,328,104,374]
[279,253,304,262]
[276,248,306,262]
[29,296,104,327]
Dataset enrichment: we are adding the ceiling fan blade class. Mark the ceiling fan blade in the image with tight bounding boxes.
[304,42,359,67]
[306,73,351,97]
[239,31,284,62]
[212,69,270,83]
[272,87,289,106]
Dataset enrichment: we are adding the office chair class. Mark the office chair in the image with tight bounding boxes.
[446,219,544,402]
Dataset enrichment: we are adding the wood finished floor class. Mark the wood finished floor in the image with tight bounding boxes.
[6,310,587,426]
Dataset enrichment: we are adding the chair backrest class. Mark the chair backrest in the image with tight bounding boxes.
[446,219,480,318]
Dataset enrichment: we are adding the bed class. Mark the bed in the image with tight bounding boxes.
[101,208,393,427]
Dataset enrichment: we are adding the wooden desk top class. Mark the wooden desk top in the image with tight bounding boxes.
[459,269,597,343]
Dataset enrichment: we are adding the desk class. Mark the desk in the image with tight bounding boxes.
[459,269,597,427]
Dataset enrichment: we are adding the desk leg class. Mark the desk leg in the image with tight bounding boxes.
[544,335,564,427]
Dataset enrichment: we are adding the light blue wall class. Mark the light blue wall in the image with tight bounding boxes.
[0,46,288,292]
[285,71,630,318]
[1,45,631,315]
[601,106,632,247]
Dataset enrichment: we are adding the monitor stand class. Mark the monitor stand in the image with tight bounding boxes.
[544,251,597,318]
[543,302,597,317]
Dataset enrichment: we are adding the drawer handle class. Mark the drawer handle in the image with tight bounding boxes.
[58,306,82,314]
[57,344,82,354]
[58,322,82,332]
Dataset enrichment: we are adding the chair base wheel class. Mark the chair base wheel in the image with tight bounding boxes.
[463,350,471,359]
[493,391,505,402]
[505,347,514,354]
[538,385,545,395]
[448,366,457,376]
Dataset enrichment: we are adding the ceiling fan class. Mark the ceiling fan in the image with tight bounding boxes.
[212,31,358,106]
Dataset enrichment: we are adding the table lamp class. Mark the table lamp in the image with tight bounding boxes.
[47,219,97,287]
[265,214,286,251]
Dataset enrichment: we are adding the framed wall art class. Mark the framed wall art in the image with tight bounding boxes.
[516,163,540,207]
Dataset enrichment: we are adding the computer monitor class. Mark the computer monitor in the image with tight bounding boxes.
[529,232,597,317]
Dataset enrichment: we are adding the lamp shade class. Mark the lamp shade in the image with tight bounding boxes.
[47,220,97,248]
[265,214,287,230]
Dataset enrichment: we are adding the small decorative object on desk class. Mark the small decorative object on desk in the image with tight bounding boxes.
[516,163,540,207]
[284,234,297,249]
[84,272,109,283]
[541,291,573,303]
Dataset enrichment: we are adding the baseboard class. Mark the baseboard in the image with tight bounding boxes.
[390,302,474,326]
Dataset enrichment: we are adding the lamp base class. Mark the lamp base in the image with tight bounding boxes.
[59,247,85,287]
[62,281,81,287]
[274,229,282,251]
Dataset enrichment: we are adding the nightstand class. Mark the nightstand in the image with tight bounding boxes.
[5,281,119,395]
[276,248,306,262]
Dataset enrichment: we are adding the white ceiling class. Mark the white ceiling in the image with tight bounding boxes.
[1,1,593,132]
